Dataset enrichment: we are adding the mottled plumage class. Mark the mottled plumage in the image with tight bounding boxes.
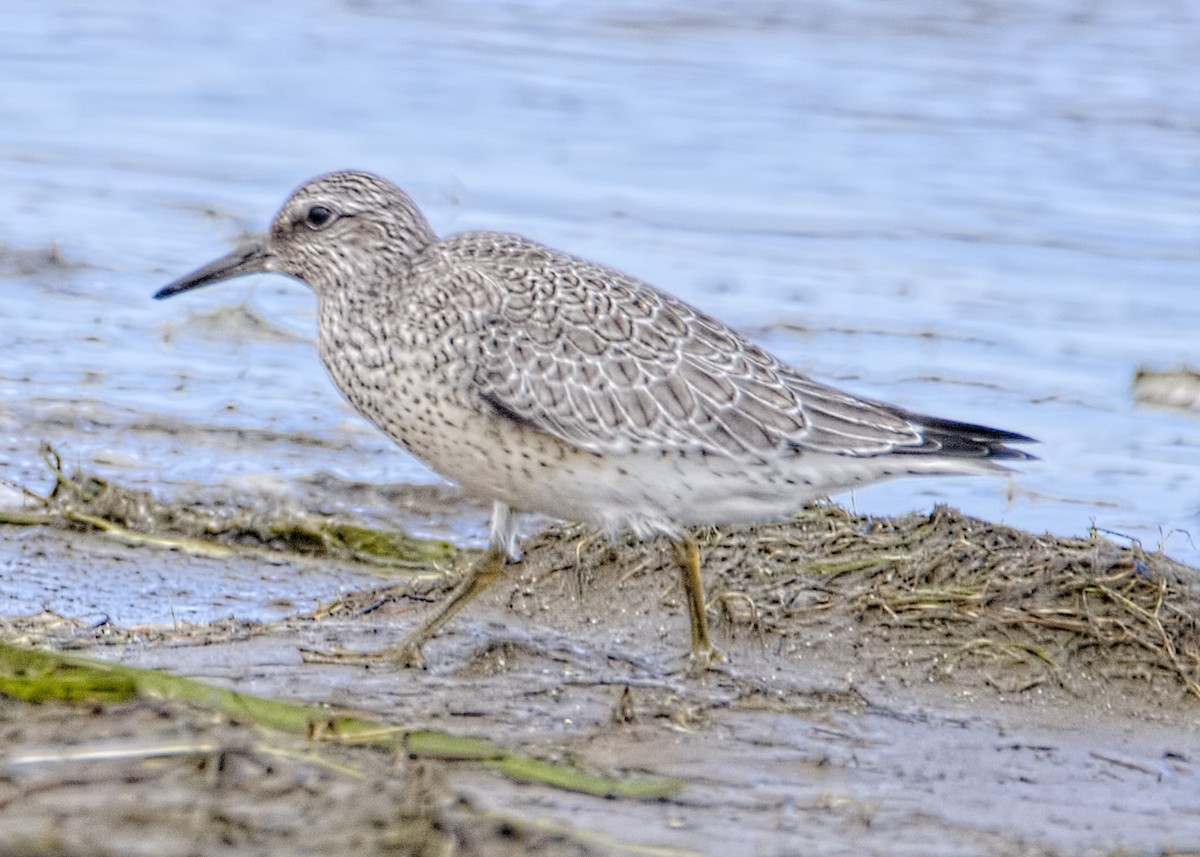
[156,170,1034,667]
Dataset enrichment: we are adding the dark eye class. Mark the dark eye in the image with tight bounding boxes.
[304,204,335,229]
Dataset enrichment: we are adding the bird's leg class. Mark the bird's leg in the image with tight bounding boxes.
[300,545,509,669]
[389,545,509,668]
[670,533,725,670]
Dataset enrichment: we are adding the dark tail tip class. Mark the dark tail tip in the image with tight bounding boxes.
[908,415,1039,461]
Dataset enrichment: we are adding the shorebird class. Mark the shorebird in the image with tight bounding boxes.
[156,170,1034,668]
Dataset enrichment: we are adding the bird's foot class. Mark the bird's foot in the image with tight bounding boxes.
[391,643,426,669]
[299,646,379,667]
[299,642,427,670]
[685,642,728,676]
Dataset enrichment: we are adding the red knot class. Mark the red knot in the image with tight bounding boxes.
[156,170,1035,669]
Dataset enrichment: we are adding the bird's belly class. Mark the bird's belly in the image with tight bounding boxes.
[519,449,830,536]
[406,413,831,536]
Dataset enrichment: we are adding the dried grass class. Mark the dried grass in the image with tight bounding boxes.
[701,504,1200,699]
[533,502,1200,700]
[0,444,454,569]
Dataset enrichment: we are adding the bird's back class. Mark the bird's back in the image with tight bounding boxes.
[409,230,1032,469]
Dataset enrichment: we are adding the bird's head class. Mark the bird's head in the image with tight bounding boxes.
[155,170,435,302]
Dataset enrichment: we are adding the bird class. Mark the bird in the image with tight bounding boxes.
[155,170,1035,669]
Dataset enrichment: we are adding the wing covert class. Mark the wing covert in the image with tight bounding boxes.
[458,243,926,460]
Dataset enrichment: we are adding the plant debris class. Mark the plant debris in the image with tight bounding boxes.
[1133,364,1200,413]
[0,641,683,800]
[1,445,455,570]
[529,503,1200,700]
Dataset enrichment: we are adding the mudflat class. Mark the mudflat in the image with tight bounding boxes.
[1,469,1198,856]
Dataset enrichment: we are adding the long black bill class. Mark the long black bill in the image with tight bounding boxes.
[154,238,272,300]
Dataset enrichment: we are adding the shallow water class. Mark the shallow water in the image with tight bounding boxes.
[2,0,1198,563]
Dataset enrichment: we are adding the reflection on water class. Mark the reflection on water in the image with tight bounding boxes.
[1,1,1198,563]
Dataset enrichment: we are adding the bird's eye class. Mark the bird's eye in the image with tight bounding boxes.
[304,204,335,229]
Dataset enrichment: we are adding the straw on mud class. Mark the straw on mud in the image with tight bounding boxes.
[1,444,455,571]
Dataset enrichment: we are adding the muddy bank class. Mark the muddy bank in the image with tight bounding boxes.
[2,466,1199,855]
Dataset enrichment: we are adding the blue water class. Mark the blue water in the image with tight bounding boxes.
[2,1,1198,563]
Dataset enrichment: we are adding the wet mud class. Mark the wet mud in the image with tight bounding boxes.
[2,466,1198,856]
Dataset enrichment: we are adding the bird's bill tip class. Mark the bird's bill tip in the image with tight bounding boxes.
[154,239,271,300]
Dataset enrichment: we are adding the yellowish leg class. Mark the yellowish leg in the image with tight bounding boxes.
[302,545,508,669]
[670,534,726,669]
[390,545,509,667]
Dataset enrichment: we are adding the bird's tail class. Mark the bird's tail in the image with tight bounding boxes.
[901,414,1038,461]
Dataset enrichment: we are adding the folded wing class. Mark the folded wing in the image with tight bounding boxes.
[458,238,1032,462]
